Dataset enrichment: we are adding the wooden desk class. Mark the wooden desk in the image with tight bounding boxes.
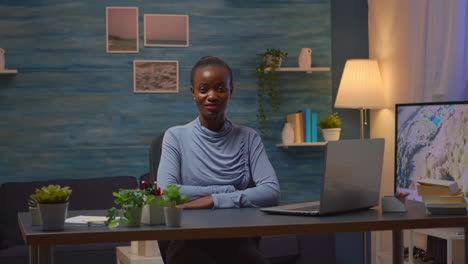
[18,200,468,264]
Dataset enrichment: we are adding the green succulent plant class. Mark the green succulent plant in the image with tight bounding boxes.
[106,188,155,228]
[30,185,72,204]
[157,184,189,208]
[318,112,342,129]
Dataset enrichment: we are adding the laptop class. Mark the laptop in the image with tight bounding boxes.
[261,138,385,216]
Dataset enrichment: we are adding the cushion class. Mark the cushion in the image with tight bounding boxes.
[0,176,137,249]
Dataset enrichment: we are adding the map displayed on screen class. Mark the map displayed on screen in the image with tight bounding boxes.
[395,103,468,200]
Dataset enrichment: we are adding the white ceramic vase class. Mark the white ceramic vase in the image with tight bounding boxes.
[0,48,5,70]
[281,122,294,145]
[38,202,68,231]
[164,207,182,227]
[29,207,42,226]
[141,196,165,225]
[298,48,312,68]
[321,128,341,141]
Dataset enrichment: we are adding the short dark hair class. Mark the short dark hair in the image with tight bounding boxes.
[190,56,234,89]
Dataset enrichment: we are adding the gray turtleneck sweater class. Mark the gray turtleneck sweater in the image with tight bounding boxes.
[157,117,281,209]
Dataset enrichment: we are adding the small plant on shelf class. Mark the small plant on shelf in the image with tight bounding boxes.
[254,48,288,136]
[318,112,342,129]
[318,112,342,141]
[106,188,155,228]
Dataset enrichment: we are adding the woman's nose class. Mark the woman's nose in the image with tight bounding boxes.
[207,90,219,101]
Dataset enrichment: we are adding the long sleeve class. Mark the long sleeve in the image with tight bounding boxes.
[156,118,281,209]
[157,129,236,200]
[211,133,281,208]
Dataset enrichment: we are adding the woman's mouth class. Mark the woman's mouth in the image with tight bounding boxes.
[205,104,220,111]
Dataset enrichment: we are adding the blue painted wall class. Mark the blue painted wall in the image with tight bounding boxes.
[0,0,333,204]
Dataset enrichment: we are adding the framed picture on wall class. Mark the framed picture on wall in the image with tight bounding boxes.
[106,7,139,53]
[144,14,189,47]
[133,60,179,93]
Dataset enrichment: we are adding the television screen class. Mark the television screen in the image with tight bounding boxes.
[395,101,468,201]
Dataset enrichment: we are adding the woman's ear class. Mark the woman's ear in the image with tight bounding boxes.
[190,86,194,96]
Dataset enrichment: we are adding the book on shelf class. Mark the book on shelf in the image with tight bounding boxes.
[302,109,312,142]
[296,111,304,143]
[311,112,318,142]
[286,112,303,143]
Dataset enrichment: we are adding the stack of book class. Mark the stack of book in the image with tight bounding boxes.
[416,178,467,215]
[286,109,318,143]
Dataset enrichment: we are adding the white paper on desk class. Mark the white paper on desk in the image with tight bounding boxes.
[65,215,112,225]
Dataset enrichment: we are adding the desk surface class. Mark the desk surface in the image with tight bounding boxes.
[19,200,468,246]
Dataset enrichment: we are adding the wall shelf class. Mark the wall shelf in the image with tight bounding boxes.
[0,69,18,74]
[276,142,327,148]
[265,67,330,74]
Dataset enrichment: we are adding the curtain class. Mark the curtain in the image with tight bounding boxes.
[369,0,468,103]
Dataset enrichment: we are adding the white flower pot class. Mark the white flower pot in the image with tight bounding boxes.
[321,128,341,141]
[29,207,42,226]
[164,207,182,227]
[38,202,68,231]
[141,196,165,225]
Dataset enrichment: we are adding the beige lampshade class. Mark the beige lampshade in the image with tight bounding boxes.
[334,59,385,109]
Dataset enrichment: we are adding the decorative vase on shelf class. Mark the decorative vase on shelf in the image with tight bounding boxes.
[281,122,294,145]
[321,128,341,141]
[298,48,312,69]
[0,48,5,70]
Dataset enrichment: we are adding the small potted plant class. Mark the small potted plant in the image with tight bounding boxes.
[255,48,289,135]
[30,185,72,231]
[318,112,342,141]
[262,48,289,68]
[27,197,41,226]
[141,181,165,225]
[157,184,189,227]
[106,188,154,228]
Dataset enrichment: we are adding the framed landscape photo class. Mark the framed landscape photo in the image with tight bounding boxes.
[144,14,189,47]
[133,60,179,93]
[106,7,139,53]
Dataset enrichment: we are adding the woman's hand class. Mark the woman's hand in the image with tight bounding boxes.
[178,195,214,209]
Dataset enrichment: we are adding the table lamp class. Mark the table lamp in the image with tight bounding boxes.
[334,59,385,139]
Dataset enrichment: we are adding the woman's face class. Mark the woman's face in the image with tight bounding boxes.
[191,65,232,121]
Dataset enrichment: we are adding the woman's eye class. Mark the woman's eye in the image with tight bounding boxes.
[217,86,226,92]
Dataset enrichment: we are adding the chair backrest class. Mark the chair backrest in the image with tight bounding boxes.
[149,132,165,184]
